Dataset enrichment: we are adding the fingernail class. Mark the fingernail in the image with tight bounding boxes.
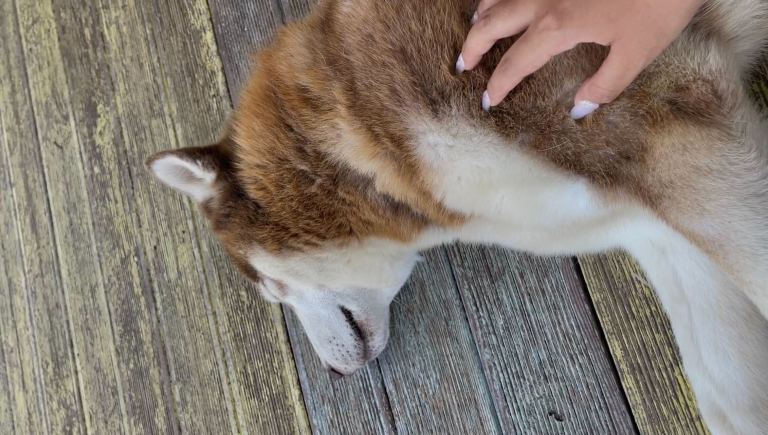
[570,100,599,120]
[471,11,479,24]
[482,91,491,112]
[455,54,465,74]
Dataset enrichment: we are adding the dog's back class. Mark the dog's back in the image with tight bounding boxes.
[235,0,768,278]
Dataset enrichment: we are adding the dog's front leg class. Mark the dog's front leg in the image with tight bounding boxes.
[629,234,768,434]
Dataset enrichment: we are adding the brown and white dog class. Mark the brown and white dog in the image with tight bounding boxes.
[147,0,768,432]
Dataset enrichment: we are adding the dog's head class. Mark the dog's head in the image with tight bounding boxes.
[144,13,471,376]
[146,133,431,375]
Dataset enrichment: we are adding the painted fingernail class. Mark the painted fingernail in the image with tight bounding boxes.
[456,54,465,74]
[471,11,479,24]
[482,91,491,112]
[570,100,599,120]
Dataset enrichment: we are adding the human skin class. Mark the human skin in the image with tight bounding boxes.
[456,0,705,118]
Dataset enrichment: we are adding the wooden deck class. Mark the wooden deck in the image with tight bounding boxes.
[3,0,764,433]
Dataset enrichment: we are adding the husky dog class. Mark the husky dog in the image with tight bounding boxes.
[147,0,768,432]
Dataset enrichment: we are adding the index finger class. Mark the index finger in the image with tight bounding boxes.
[460,1,533,71]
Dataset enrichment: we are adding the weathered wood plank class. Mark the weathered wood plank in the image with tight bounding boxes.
[0,327,12,433]
[96,0,310,432]
[96,0,235,432]
[447,246,637,434]
[278,0,315,22]
[0,111,22,435]
[15,0,146,431]
[0,2,86,433]
[52,0,197,432]
[0,73,47,435]
[378,249,500,434]
[0,270,12,432]
[207,0,284,102]
[203,272,309,434]
[579,254,708,435]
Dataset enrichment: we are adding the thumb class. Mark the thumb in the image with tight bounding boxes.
[571,42,649,119]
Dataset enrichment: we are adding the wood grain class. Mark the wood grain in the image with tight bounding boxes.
[0,296,12,433]
[0,1,86,432]
[6,0,195,432]
[0,76,30,435]
[0,27,45,434]
[279,0,316,22]
[207,0,284,102]
[378,249,500,434]
[86,0,235,431]
[0,230,13,432]
[579,254,709,435]
[448,246,637,434]
[52,0,200,432]
[197,261,310,433]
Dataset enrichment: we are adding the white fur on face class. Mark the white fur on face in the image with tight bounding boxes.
[249,238,420,374]
[149,154,217,202]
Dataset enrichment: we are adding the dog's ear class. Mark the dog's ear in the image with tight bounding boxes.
[146,143,230,203]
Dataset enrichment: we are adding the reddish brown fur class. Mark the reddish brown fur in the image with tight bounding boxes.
[158,0,746,266]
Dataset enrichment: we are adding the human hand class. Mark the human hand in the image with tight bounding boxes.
[456,0,705,118]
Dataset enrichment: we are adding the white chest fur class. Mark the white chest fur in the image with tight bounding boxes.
[411,117,648,255]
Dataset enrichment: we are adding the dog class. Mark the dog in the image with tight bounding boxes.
[146,0,768,432]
